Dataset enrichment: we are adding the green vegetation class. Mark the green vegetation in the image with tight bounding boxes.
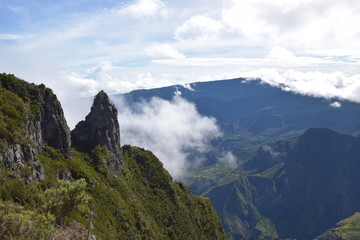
[0,87,27,147]
[0,73,227,239]
[316,212,360,240]
[0,73,45,121]
[185,164,240,196]
[0,73,44,151]
[0,165,89,239]
[0,145,227,239]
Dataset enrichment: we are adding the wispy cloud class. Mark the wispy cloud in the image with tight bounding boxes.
[145,43,186,59]
[175,15,223,41]
[115,0,168,19]
[0,34,32,40]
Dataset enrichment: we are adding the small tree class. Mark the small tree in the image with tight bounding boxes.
[41,178,91,225]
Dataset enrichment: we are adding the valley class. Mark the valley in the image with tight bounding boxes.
[119,78,360,240]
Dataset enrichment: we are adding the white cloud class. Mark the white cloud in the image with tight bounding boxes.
[116,0,168,19]
[175,15,223,40]
[221,0,360,50]
[226,69,360,103]
[330,101,341,108]
[221,0,276,40]
[181,83,194,91]
[145,43,186,59]
[218,151,237,165]
[267,47,296,61]
[113,95,222,178]
[78,61,176,93]
[0,34,32,40]
[151,53,335,68]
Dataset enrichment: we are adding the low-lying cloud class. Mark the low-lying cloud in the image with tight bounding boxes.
[113,94,223,179]
[246,69,360,103]
[196,69,360,104]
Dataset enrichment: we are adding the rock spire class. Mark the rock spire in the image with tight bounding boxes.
[71,91,123,173]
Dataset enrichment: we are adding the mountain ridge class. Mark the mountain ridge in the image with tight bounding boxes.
[0,73,227,239]
[118,78,360,163]
[206,128,360,239]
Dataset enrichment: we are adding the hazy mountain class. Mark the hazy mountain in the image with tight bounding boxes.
[206,128,360,239]
[119,78,360,161]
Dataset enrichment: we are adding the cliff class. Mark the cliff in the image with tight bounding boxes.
[0,74,70,183]
[0,73,227,240]
[71,90,123,174]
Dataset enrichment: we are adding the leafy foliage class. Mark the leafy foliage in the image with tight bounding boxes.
[41,179,91,226]
[0,201,57,239]
[0,73,44,120]
[0,88,27,146]
[0,144,227,239]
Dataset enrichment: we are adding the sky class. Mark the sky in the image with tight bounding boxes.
[2,0,360,177]
[1,0,360,98]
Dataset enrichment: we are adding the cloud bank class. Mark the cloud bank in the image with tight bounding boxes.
[113,94,222,179]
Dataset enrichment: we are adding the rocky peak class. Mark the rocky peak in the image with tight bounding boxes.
[71,91,123,173]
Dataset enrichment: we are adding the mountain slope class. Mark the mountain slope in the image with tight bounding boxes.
[206,128,360,240]
[118,78,360,239]
[119,78,360,160]
[315,212,360,240]
[0,73,227,239]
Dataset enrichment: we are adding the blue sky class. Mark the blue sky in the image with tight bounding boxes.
[1,0,360,102]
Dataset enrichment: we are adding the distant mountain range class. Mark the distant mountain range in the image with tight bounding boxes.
[207,128,360,239]
[119,78,360,240]
[119,78,360,161]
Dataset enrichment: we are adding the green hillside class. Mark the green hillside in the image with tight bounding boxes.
[315,212,360,240]
[0,73,227,240]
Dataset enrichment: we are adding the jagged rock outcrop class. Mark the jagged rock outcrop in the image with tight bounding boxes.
[1,144,44,184]
[0,74,71,183]
[26,86,71,155]
[71,91,124,173]
[39,86,71,154]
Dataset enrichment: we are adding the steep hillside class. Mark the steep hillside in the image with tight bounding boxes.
[315,212,360,240]
[206,128,360,240]
[0,73,70,183]
[0,73,227,240]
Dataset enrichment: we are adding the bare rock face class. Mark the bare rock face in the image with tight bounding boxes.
[27,87,71,154]
[0,144,44,184]
[40,87,71,154]
[0,75,71,183]
[71,91,124,173]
